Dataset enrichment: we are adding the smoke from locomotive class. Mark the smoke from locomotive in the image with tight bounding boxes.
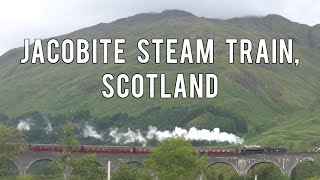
[109,126,244,146]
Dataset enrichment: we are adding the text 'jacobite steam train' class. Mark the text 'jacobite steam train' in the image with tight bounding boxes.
[25,144,286,155]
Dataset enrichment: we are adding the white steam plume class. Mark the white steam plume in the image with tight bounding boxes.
[42,113,53,134]
[45,121,53,134]
[109,128,147,146]
[83,124,103,140]
[17,119,32,131]
[109,126,244,146]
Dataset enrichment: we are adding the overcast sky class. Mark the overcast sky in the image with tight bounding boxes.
[1,0,319,56]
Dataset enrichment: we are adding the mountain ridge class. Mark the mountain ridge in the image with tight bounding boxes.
[0,10,320,147]
[0,10,318,58]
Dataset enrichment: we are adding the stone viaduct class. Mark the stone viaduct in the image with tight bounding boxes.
[9,151,319,179]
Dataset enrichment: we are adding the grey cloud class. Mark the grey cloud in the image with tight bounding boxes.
[0,0,319,56]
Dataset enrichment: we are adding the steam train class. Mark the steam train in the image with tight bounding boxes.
[25,144,286,155]
[239,146,287,154]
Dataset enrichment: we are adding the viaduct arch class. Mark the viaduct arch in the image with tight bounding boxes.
[10,151,319,179]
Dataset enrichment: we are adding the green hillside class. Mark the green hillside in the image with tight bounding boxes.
[247,105,320,147]
[0,10,320,147]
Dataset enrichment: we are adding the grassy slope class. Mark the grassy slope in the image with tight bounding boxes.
[247,106,320,147]
[0,10,320,147]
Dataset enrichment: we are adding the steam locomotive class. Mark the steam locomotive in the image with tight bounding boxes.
[25,144,286,155]
[239,146,287,154]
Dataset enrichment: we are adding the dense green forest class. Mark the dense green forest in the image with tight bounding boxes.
[0,104,247,146]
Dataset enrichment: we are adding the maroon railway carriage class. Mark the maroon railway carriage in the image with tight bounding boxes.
[27,144,238,155]
[28,144,138,154]
[198,147,238,155]
[82,145,133,153]
[28,144,64,152]
[81,146,152,154]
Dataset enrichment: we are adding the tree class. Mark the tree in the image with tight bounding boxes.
[145,137,207,180]
[57,122,79,178]
[291,161,320,180]
[204,163,240,180]
[59,122,79,151]
[58,122,106,180]
[0,125,26,177]
[305,177,320,180]
[15,174,35,180]
[25,160,61,179]
[112,162,151,180]
[69,154,106,180]
[246,163,289,180]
